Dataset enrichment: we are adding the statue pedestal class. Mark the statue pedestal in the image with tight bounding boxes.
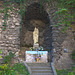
[33,43,39,48]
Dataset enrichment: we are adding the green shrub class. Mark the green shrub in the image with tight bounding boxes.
[3,52,14,64]
[13,63,30,75]
[0,50,2,59]
[67,72,74,75]
[56,66,75,75]
[0,51,29,75]
[0,63,30,75]
[71,50,75,60]
[0,64,19,75]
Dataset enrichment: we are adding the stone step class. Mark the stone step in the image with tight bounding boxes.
[26,63,53,75]
[32,70,52,73]
[31,67,51,70]
[27,63,50,67]
[32,70,52,71]
[28,65,51,67]
[32,73,53,75]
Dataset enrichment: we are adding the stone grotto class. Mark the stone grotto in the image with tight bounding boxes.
[0,0,75,69]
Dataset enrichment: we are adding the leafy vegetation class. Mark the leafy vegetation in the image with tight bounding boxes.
[3,52,14,64]
[0,52,29,75]
[71,50,75,60]
[0,0,26,31]
[13,63,29,75]
[0,63,29,75]
[0,1,13,31]
[0,64,19,75]
[56,65,75,75]
[45,0,75,32]
[0,50,2,59]
[55,0,75,32]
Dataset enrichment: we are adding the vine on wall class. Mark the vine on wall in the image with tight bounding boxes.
[0,1,13,30]
[0,50,2,59]
[0,0,27,31]
[55,0,75,32]
[44,0,75,32]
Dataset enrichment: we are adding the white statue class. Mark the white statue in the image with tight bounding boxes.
[33,27,39,46]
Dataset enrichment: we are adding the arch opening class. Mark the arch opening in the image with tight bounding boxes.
[20,3,52,51]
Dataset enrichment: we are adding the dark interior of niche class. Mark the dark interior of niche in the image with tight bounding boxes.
[23,3,50,26]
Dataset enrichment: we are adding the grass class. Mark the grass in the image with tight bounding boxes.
[56,66,75,75]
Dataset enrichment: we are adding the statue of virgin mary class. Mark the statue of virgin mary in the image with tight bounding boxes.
[33,27,39,48]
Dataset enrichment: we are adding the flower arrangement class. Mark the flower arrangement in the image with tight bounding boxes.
[38,46,44,51]
[30,47,34,51]
[33,53,41,62]
[30,46,44,51]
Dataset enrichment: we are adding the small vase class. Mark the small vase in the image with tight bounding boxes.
[37,58,39,62]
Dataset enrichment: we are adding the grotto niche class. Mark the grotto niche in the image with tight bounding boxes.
[20,3,52,51]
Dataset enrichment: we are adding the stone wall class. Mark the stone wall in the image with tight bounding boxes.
[0,0,75,69]
[0,4,21,58]
[52,26,75,69]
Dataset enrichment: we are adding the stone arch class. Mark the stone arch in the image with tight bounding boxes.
[20,2,52,51]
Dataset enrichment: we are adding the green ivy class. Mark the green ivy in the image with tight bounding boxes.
[3,52,14,64]
[0,1,13,31]
[55,0,75,32]
[71,50,75,60]
[0,0,26,31]
[0,50,2,59]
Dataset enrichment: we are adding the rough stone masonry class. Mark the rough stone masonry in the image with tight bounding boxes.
[0,0,75,69]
